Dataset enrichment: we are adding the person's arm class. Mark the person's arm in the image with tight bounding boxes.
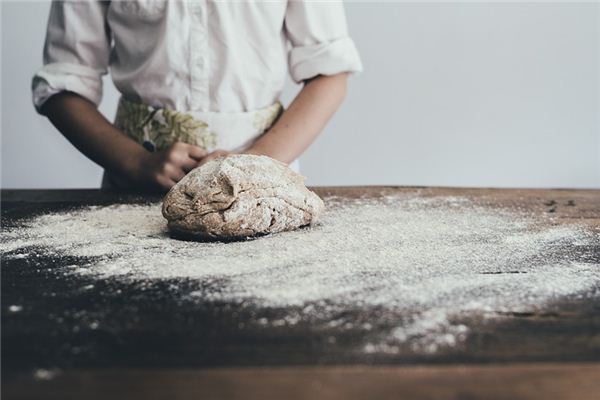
[42,92,206,191]
[199,72,348,166]
[200,0,361,166]
[245,73,347,163]
[33,2,206,192]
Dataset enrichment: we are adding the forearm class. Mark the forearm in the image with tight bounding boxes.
[246,73,348,164]
[41,92,146,179]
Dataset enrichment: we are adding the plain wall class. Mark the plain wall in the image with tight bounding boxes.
[1,1,599,189]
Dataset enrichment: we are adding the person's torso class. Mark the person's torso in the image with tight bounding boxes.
[107,0,290,112]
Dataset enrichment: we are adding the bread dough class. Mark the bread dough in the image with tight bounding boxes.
[162,154,325,240]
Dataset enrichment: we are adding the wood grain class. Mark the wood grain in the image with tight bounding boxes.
[2,188,599,399]
[4,363,600,400]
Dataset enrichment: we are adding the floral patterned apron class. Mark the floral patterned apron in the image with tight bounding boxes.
[102,97,294,188]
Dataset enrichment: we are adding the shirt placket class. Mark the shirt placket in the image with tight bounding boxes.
[189,0,209,112]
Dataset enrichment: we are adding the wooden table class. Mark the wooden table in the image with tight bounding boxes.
[2,188,599,400]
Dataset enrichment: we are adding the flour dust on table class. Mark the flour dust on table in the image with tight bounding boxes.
[1,194,599,354]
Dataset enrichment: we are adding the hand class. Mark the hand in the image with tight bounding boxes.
[130,142,207,191]
[197,149,232,167]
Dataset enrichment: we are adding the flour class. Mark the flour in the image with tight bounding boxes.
[2,194,599,353]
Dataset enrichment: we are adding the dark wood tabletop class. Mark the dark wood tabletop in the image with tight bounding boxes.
[2,187,599,400]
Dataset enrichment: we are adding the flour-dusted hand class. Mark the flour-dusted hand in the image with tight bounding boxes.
[132,142,206,191]
[162,154,325,240]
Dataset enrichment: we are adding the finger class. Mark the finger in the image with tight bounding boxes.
[186,145,209,161]
[202,150,230,165]
[198,153,219,167]
[165,164,186,182]
[181,156,199,173]
[156,175,177,192]
[197,157,210,167]
[159,163,185,183]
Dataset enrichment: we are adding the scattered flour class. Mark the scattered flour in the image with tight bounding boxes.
[2,194,599,353]
[33,368,60,381]
[8,305,23,313]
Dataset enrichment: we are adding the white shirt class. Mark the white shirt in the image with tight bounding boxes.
[32,0,362,113]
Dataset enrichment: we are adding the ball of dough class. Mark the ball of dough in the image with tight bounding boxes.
[162,154,325,240]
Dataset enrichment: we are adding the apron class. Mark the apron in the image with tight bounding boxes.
[102,97,298,188]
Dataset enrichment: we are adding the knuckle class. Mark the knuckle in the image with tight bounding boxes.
[173,142,186,150]
[168,152,181,163]
[166,149,176,158]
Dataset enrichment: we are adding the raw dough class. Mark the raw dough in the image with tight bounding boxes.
[162,154,325,240]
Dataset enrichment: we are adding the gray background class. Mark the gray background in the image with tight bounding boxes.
[1,1,599,189]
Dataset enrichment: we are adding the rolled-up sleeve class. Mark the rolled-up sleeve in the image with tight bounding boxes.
[32,0,111,113]
[284,0,362,83]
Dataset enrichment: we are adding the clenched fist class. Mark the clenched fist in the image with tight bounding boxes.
[130,142,207,191]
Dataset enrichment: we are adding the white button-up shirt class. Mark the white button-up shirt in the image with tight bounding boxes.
[32,0,362,113]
